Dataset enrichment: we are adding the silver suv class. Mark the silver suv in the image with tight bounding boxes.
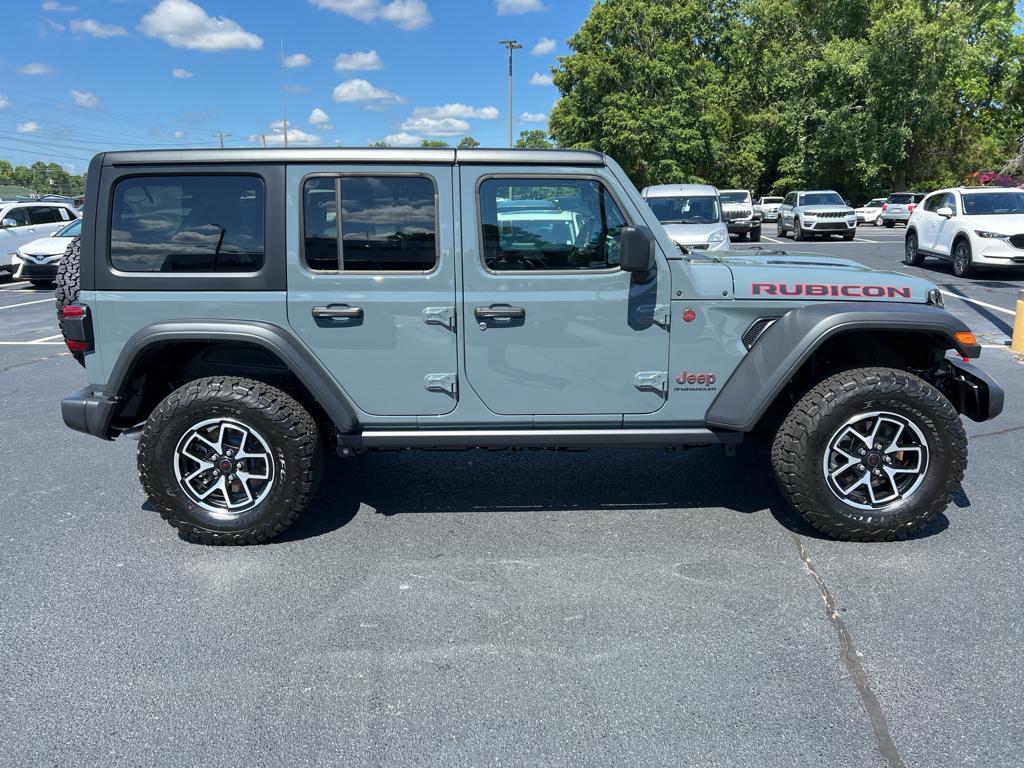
[718,189,761,242]
[880,192,926,228]
[777,190,857,241]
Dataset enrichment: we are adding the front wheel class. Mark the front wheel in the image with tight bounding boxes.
[749,227,761,243]
[771,367,967,541]
[952,239,974,278]
[792,218,805,241]
[904,230,924,266]
[138,377,323,544]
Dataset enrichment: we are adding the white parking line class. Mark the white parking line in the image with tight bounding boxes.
[939,291,1016,317]
[0,298,54,310]
[0,281,30,290]
[760,235,783,244]
[0,339,63,345]
[855,237,882,243]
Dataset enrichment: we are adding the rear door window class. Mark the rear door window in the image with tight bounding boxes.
[28,206,63,224]
[110,175,265,273]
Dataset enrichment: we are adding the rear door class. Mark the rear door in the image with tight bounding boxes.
[916,193,943,250]
[458,169,671,416]
[286,165,458,416]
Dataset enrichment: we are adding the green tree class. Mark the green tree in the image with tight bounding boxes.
[457,135,481,148]
[420,139,450,148]
[368,140,391,147]
[514,130,553,149]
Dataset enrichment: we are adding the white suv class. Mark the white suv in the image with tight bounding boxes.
[904,187,1024,278]
[0,201,79,277]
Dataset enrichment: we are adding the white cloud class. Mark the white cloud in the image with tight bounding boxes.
[308,107,333,128]
[520,111,547,123]
[412,103,498,120]
[530,36,556,56]
[251,124,322,146]
[332,78,402,103]
[172,67,193,79]
[18,63,53,75]
[39,18,65,37]
[42,1,76,11]
[173,130,186,139]
[283,52,311,68]
[401,116,470,136]
[496,0,545,14]
[71,19,128,37]
[0,94,8,109]
[71,90,99,108]
[381,132,423,146]
[17,121,40,134]
[141,0,263,51]
[334,50,383,71]
[310,0,431,30]
[529,72,554,86]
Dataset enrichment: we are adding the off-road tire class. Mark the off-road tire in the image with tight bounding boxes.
[54,236,83,366]
[771,367,967,541]
[904,230,924,266]
[750,227,762,243]
[138,377,323,545]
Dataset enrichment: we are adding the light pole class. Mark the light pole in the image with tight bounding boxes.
[499,39,522,148]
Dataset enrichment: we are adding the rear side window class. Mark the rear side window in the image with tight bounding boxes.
[302,175,437,272]
[28,207,63,224]
[110,175,264,273]
[479,178,628,271]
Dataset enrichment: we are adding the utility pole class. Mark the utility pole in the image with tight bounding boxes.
[280,40,289,148]
[217,131,231,149]
[498,40,522,148]
[260,134,266,148]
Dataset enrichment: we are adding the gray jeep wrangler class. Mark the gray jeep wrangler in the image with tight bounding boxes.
[58,148,1003,544]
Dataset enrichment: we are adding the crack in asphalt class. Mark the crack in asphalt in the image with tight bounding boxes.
[791,534,907,768]
[971,424,1024,440]
[0,351,66,376]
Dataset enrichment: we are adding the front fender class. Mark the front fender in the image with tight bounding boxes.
[705,302,985,432]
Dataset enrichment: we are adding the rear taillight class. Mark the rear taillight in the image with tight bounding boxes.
[60,304,93,355]
[908,204,917,213]
[881,203,888,211]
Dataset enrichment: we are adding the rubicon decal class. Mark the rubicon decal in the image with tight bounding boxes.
[673,371,718,393]
[752,282,912,298]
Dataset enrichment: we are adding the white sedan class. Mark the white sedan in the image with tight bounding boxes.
[12,218,80,286]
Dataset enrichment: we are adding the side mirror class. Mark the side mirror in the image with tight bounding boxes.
[936,206,953,218]
[1,218,17,228]
[619,225,656,278]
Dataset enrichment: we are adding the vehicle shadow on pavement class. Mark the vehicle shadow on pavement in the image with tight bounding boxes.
[271,448,956,543]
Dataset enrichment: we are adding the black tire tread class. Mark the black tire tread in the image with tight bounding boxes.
[54,236,83,366]
[138,376,322,545]
[770,367,967,542]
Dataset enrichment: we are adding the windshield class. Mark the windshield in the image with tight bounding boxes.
[760,197,783,204]
[961,191,1024,216]
[888,193,916,204]
[647,196,721,224]
[56,219,81,237]
[800,192,845,206]
[866,199,886,207]
[719,191,751,205]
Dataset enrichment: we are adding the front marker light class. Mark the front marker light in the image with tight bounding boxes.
[708,229,728,243]
[974,230,1009,240]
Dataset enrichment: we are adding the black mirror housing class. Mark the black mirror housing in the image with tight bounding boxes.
[619,226,656,277]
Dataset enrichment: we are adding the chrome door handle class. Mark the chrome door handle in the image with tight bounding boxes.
[474,305,525,320]
[312,305,363,319]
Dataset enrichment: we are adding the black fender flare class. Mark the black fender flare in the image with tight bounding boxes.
[705,302,985,432]
[102,319,360,434]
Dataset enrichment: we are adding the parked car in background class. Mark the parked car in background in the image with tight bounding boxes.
[718,189,761,242]
[904,186,1024,277]
[12,218,81,286]
[777,190,858,241]
[855,198,887,226]
[880,192,926,228]
[754,195,784,222]
[0,200,79,277]
[641,183,729,251]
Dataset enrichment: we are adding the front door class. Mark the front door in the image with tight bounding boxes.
[459,170,671,416]
[287,166,458,416]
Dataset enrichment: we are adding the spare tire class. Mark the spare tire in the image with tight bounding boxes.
[55,236,84,367]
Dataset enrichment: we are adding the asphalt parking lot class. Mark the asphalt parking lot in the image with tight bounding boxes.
[2,230,1022,768]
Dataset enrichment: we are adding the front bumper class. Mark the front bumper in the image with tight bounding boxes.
[760,211,779,222]
[726,219,760,233]
[14,261,59,281]
[942,358,1004,422]
[802,219,857,232]
[881,212,910,223]
[972,239,1024,266]
[62,386,117,440]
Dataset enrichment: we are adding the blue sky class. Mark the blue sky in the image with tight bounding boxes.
[0,0,595,172]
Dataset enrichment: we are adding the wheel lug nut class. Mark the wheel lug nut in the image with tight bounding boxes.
[857,464,865,472]
[873,469,882,476]
[874,444,882,450]
[229,474,236,481]
[213,470,220,476]
[859,449,867,456]
[236,462,243,469]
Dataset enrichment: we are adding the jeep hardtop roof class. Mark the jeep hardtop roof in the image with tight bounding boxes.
[641,183,718,198]
[94,147,607,167]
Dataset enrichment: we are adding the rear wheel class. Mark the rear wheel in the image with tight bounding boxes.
[771,367,967,541]
[884,220,895,228]
[138,376,323,544]
[952,239,974,278]
[904,230,924,266]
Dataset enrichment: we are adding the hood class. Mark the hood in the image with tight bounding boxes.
[18,234,73,258]
[663,222,726,244]
[960,214,1024,234]
[800,205,854,214]
[718,252,934,303]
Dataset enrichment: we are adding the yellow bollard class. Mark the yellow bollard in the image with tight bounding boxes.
[1012,290,1024,353]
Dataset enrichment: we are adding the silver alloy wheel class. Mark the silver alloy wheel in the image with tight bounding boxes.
[905,233,917,263]
[173,417,276,518]
[954,242,970,275]
[821,411,930,510]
